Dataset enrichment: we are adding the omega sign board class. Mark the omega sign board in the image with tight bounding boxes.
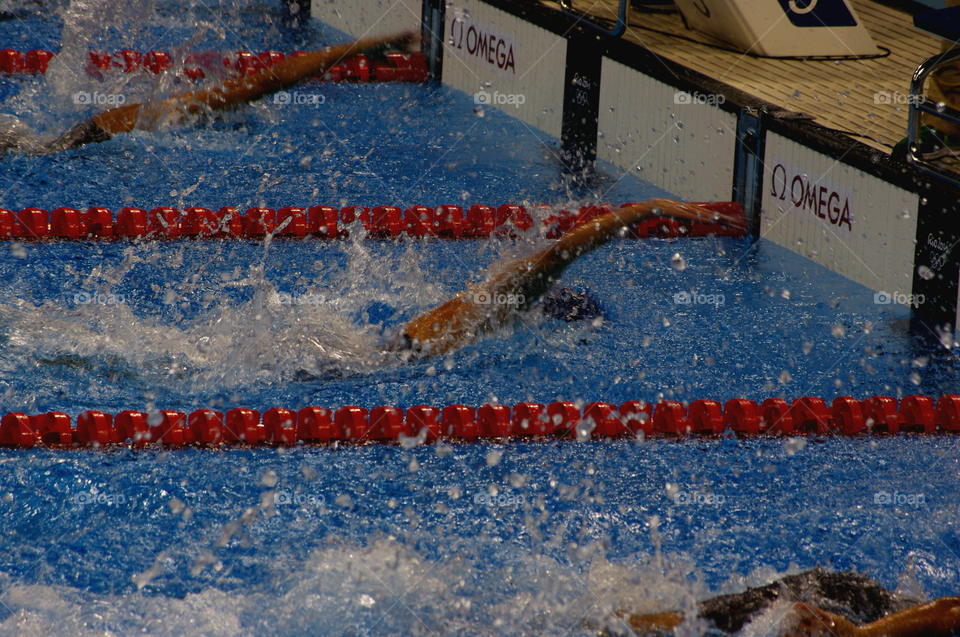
[767,156,855,234]
[447,10,517,79]
[672,0,879,57]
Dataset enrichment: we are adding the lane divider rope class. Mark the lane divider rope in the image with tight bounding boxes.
[2,394,959,448]
[0,202,746,241]
[0,48,428,82]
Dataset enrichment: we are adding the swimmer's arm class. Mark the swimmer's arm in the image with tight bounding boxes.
[788,598,960,637]
[623,610,684,634]
[398,198,735,356]
[44,30,416,152]
[858,597,960,637]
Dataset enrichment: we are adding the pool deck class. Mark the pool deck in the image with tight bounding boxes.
[545,0,941,151]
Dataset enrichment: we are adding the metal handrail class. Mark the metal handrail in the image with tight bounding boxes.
[907,47,960,189]
[558,0,632,37]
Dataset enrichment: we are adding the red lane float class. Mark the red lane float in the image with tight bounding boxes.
[0,202,745,241]
[6,393,954,449]
[0,48,428,82]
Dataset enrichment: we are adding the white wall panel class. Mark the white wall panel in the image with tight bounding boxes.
[441,0,565,137]
[761,131,919,297]
[597,57,737,202]
[311,0,421,39]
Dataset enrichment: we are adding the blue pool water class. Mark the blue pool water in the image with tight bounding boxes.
[1,1,959,635]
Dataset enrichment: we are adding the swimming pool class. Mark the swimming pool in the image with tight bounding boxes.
[1,1,959,635]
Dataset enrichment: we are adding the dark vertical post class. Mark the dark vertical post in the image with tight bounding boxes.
[421,0,445,83]
[912,193,960,330]
[732,107,765,237]
[560,32,602,176]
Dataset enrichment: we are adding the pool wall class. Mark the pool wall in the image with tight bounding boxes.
[313,0,960,334]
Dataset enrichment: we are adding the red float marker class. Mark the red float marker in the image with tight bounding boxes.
[760,398,793,435]
[0,413,38,447]
[115,410,150,445]
[36,412,72,446]
[225,408,261,445]
[407,405,441,442]
[791,397,831,435]
[619,400,653,436]
[297,407,334,443]
[50,208,86,239]
[584,402,622,438]
[862,396,900,434]
[900,395,936,433]
[723,399,760,435]
[442,405,477,440]
[652,401,690,436]
[512,402,548,436]
[116,208,148,237]
[84,207,114,238]
[370,406,406,440]
[477,404,511,438]
[689,399,723,435]
[335,406,370,441]
[547,402,580,438]
[76,411,113,447]
[831,397,864,435]
[189,410,224,445]
[264,408,297,445]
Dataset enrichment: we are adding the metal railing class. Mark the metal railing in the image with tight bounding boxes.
[558,0,632,36]
[907,47,960,189]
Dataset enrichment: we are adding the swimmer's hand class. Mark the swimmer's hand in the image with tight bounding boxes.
[784,603,860,637]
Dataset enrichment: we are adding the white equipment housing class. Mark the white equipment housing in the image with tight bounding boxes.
[672,0,880,58]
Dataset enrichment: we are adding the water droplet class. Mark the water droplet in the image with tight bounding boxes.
[575,418,595,441]
[261,470,278,487]
[784,437,807,456]
[670,253,686,271]
[831,324,845,338]
[473,105,485,117]
[937,101,947,113]
[486,450,502,466]
[917,265,934,280]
